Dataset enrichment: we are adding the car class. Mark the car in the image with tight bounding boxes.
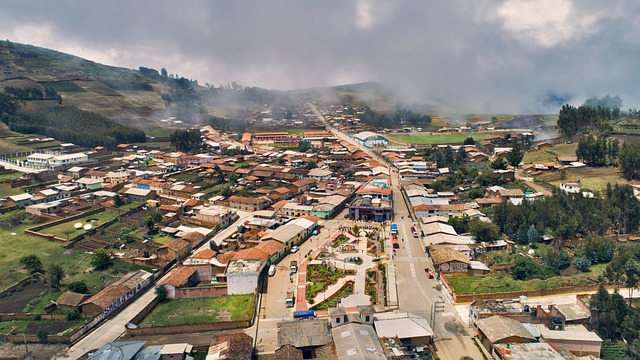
[291,246,299,253]
[425,268,434,279]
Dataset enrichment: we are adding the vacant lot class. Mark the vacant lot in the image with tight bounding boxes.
[536,166,627,193]
[37,210,119,239]
[387,133,488,145]
[141,295,254,326]
[446,264,606,295]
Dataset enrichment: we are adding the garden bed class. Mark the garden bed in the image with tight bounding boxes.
[312,281,354,310]
[305,265,346,301]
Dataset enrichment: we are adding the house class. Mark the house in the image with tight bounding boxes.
[560,182,582,194]
[157,238,191,261]
[430,248,470,272]
[277,319,334,359]
[349,196,393,222]
[308,168,333,181]
[159,266,198,299]
[413,204,467,219]
[25,201,62,215]
[76,177,103,190]
[124,188,156,202]
[536,324,602,358]
[373,312,434,348]
[254,240,286,264]
[226,258,263,295]
[88,341,146,360]
[228,195,271,211]
[475,197,502,208]
[475,315,536,352]
[158,343,195,360]
[8,193,33,209]
[56,291,90,312]
[207,333,254,360]
[262,218,315,250]
[492,343,564,360]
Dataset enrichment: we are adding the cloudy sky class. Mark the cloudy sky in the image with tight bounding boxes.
[1,0,639,113]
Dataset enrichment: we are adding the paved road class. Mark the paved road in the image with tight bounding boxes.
[54,209,253,360]
[309,103,485,360]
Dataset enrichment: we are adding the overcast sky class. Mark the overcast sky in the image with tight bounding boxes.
[1,0,639,113]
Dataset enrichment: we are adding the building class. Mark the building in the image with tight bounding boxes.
[226,258,262,295]
[88,341,146,360]
[373,312,433,348]
[27,152,88,168]
[354,131,388,147]
[430,248,470,272]
[536,324,602,358]
[159,266,198,299]
[308,168,333,181]
[55,291,90,312]
[492,343,564,360]
[193,206,236,227]
[207,333,254,360]
[560,182,582,194]
[348,196,393,222]
[414,203,467,218]
[124,188,156,202]
[157,238,191,261]
[8,193,33,209]
[228,195,271,211]
[80,270,153,317]
[331,323,385,360]
[277,319,334,359]
[262,217,316,250]
[475,316,536,352]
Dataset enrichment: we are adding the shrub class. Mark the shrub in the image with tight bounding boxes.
[66,308,81,321]
[36,329,48,340]
[575,256,592,272]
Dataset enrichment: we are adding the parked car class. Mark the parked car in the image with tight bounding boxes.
[291,246,299,253]
[425,268,434,279]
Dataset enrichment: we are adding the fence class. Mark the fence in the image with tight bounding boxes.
[24,207,106,243]
[125,320,250,337]
[173,286,227,299]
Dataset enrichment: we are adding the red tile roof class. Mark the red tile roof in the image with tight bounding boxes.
[81,284,131,309]
[160,266,197,287]
[162,238,190,252]
[192,249,217,259]
[254,240,285,256]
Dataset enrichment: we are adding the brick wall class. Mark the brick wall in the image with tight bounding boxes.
[173,286,227,299]
[125,320,250,336]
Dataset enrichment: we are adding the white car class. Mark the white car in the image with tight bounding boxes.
[291,246,299,253]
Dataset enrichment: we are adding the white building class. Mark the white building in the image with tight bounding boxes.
[27,152,88,168]
[560,182,582,194]
[354,131,388,147]
[226,258,262,295]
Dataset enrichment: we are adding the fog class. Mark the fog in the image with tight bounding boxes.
[1,0,639,113]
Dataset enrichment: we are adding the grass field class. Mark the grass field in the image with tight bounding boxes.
[37,211,120,239]
[140,295,255,326]
[534,166,627,193]
[387,133,488,145]
[523,142,578,164]
[40,81,87,93]
[446,263,607,295]
[0,212,122,291]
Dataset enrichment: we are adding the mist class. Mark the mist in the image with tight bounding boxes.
[1,0,639,113]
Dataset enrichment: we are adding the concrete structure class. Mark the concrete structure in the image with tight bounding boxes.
[193,205,236,227]
[331,323,385,360]
[493,343,564,360]
[354,131,388,147]
[124,187,156,202]
[348,196,393,222]
[475,316,536,352]
[228,195,271,211]
[28,152,88,168]
[226,258,262,295]
[536,324,602,358]
[373,312,434,348]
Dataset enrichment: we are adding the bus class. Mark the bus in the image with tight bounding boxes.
[390,223,398,234]
[293,310,316,320]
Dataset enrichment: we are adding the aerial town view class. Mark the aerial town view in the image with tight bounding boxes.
[1,1,640,360]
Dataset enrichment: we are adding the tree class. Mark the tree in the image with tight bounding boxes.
[625,259,640,306]
[36,329,48,341]
[491,157,508,170]
[151,212,163,223]
[155,285,168,302]
[161,67,168,77]
[469,220,499,242]
[113,195,125,207]
[575,256,591,272]
[143,215,155,232]
[48,264,64,290]
[352,224,360,237]
[221,186,232,198]
[541,248,570,273]
[463,137,475,145]
[511,257,541,280]
[90,249,112,270]
[527,225,539,244]
[66,281,88,293]
[66,308,81,321]
[19,255,43,274]
[506,142,524,169]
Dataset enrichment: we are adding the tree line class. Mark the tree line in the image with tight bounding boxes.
[169,129,203,153]
[576,135,619,166]
[493,184,640,242]
[558,104,613,138]
[0,105,146,149]
[4,86,61,101]
[355,106,432,128]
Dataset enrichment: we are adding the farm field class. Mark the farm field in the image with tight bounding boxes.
[387,132,488,145]
[140,295,255,326]
[536,166,627,193]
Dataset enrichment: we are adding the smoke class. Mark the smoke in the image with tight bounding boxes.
[1,0,640,113]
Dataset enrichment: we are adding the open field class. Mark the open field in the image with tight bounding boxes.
[37,210,120,239]
[523,142,578,164]
[387,132,488,145]
[140,295,254,326]
[446,263,607,295]
[535,166,627,193]
[0,213,118,291]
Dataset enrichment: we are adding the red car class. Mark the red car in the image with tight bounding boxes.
[425,268,434,279]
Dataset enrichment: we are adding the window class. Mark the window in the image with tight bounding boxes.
[365,315,370,322]
[336,317,340,324]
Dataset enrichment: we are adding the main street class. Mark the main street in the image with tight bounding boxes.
[309,102,485,359]
[54,210,253,360]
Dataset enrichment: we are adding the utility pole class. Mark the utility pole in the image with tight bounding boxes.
[431,300,445,330]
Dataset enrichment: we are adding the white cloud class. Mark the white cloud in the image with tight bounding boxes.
[495,0,598,47]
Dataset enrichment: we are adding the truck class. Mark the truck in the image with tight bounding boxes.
[390,223,398,234]
[285,291,295,308]
[293,310,316,320]
[290,260,298,274]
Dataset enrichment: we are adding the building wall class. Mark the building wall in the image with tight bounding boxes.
[544,339,601,357]
[227,271,259,295]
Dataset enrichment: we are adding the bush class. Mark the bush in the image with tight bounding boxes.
[36,329,48,340]
[66,281,89,293]
[575,256,592,272]
[66,308,81,321]
[155,285,168,302]
[90,249,112,270]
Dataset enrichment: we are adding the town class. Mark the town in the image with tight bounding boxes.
[0,76,639,360]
